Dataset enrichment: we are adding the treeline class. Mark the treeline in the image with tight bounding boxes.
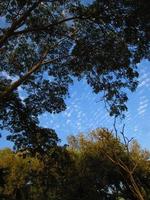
[0,129,150,200]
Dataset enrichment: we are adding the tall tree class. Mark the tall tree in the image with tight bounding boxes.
[0,0,149,146]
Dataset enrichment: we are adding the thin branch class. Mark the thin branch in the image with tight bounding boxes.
[42,55,70,65]
[131,163,138,174]
[13,16,88,36]
[104,151,144,200]
[113,117,118,138]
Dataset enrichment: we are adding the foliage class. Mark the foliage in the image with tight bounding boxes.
[68,129,150,200]
[0,0,150,146]
[0,2,150,198]
[0,148,44,200]
[0,146,77,200]
[0,129,149,200]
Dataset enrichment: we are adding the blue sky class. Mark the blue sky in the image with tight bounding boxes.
[2,60,150,150]
[37,59,150,149]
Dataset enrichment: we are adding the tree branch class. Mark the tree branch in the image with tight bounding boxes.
[11,16,89,36]
[0,28,78,101]
[0,0,42,48]
[0,48,48,101]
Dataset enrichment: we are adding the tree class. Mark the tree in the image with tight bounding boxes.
[0,129,150,200]
[0,148,44,200]
[7,124,59,156]
[67,129,150,200]
[0,147,78,200]
[0,0,149,146]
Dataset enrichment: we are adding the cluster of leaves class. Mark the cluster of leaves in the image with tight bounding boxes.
[0,129,150,200]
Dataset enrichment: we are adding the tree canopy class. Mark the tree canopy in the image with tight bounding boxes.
[67,128,150,200]
[0,0,150,147]
[0,129,150,200]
